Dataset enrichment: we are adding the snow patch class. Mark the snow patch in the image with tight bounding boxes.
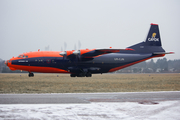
[0,101,180,120]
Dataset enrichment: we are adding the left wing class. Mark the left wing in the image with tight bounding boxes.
[81,48,134,58]
[60,48,134,59]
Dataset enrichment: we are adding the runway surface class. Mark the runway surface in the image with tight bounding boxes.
[0,91,180,104]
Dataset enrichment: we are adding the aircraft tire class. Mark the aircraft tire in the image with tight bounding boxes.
[70,74,76,77]
[77,73,85,77]
[86,72,92,77]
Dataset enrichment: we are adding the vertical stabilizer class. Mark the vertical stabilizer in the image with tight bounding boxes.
[127,23,165,53]
[145,23,162,46]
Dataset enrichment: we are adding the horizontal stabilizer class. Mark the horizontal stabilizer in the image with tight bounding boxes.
[153,52,174,55]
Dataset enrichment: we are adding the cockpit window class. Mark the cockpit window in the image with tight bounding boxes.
[17,54,28,58]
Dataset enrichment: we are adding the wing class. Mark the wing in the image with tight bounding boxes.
[81,48,134,58]
[60,48,134,59]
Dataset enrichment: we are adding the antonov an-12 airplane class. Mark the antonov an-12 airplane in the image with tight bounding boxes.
[5,23,173,77]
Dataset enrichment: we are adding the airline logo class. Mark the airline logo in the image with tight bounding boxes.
[148,32,159,41]
[152,33,156,38]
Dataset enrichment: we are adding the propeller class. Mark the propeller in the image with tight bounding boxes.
[73,41,82,61]
[59,41,82,61]
[59,51,67,56]
[59,42,67,59]
[73,40,81,55]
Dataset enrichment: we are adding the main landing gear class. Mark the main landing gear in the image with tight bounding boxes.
[28,72,34,77]
[70,72,92,77]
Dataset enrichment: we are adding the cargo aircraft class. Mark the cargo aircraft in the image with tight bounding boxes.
[5,23,173,77]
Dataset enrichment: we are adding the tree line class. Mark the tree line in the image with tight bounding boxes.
[117,58,180,73]
[0,58,180,73]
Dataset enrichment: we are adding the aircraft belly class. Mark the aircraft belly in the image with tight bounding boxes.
[72,53,152,73]
[90,53,152,73]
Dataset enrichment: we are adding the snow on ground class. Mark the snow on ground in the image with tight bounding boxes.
[0,101,180,120]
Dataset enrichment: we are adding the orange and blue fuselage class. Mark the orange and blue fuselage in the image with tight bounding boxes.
[5,24,172,77]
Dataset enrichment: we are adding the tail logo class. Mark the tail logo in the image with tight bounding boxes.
[152,33,156,38]
[148,32,159,41]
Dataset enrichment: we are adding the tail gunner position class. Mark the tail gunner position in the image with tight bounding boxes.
[5,23,174,77]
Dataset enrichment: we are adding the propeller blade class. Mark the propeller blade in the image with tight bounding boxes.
[74,44,77,51]
[78,41,81,50]
[64,42,67,51]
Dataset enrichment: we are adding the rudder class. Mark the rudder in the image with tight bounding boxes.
[145,23,162,46]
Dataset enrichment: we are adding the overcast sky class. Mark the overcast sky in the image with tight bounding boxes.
[0,0,180,60]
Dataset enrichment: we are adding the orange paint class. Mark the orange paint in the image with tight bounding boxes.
[9,64,69,73]
[9,67,17,71]
[6,51,69,73]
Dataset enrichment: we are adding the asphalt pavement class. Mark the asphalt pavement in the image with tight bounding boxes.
[0,91,180,104]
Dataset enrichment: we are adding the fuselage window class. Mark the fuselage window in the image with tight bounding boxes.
[46,59,51,63]
[38,59,43,63]
[52,60,56,63]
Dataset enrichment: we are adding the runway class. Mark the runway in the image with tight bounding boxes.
[0,91,180,104]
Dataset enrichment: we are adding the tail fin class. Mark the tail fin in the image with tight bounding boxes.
[145,23,161,46]
[128,23,165,53]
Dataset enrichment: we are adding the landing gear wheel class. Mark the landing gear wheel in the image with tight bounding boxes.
[71,73,91,77]
[28,73,34,77]
[86,72,92,77]
[70,74,76,77]
[77,73,85,77]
